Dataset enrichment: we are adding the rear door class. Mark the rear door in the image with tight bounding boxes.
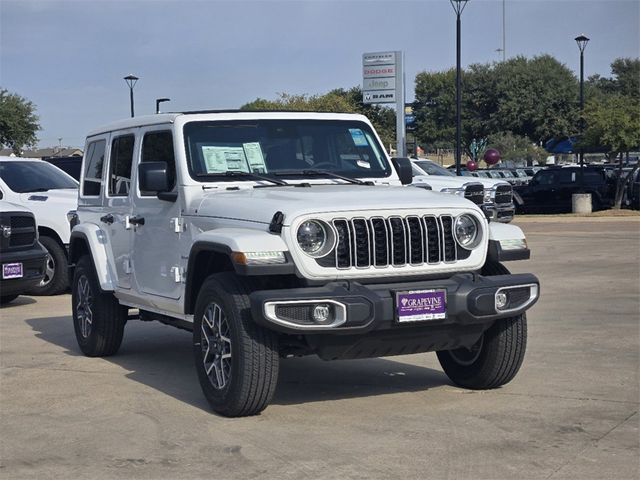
[103,131,137,290]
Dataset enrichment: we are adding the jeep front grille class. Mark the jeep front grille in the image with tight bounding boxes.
[464,184,484,205]
[495,185,513,205]
[323,215,468,269]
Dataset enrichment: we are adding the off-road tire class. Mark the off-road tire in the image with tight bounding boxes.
[72,255,126,357]
[193,273,279,417]
[28,236,68,296]
[0,294,18,305]
[436,261,527,389]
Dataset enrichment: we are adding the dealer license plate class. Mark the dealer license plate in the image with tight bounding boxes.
[396,289,447,323]
[2,263,23,279]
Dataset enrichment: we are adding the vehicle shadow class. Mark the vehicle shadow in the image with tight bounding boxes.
[1,296,38,309]
[26,315,451,411]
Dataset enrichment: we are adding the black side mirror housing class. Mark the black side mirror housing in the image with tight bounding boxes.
[391,157,414,185]
[139,161,175,201]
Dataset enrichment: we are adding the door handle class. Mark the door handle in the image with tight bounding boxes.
[100,214,114,225]
[129,215,145,226]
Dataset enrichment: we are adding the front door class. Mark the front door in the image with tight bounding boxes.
[130,127,184,313]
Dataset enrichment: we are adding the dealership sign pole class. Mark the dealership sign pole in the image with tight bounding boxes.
[362,51,406,157]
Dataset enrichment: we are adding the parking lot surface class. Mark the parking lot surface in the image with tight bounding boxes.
[1,218,638,479]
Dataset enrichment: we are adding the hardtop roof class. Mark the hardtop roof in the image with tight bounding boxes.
[85,111,369,138]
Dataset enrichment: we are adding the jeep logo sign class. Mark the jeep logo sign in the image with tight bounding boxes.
[362,51,401,105]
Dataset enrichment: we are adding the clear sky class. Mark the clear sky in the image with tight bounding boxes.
[1,0,638,148]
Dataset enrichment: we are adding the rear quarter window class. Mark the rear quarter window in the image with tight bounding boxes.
[82,140,106,196]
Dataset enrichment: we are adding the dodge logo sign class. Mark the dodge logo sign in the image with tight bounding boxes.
[2,225,11,238]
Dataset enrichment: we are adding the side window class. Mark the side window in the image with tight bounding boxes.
[82,139,106,196]
[557,170,574,183]
[108,135,135,196]
[140,131,176,195]
[537,171,555,185]
[584,171,603,184]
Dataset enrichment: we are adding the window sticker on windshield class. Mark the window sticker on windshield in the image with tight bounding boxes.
[349,128,369,147]
[202,146,249,173]
[242,142,267,173]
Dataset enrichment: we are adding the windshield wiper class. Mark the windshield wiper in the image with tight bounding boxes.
[275,169,372,186]
[196,171,289,186]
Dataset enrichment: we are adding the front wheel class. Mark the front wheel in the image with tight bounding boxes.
[437,314,527,389]
[28,236,68,296]
[436,260,527,389]
[71,255,126,356]
[193,273,279,417]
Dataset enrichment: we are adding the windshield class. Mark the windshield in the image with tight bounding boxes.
[184,120,391,181]
[0,161,79,193]
[413,160,455,177]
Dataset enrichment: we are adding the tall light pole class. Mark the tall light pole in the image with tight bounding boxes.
[502,0,506,61]
[451,0,469,176]
[575,34,589,191]
[123,74,139,118]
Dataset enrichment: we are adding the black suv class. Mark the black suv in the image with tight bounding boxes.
[0,203,47,304]
[515,167,614,213]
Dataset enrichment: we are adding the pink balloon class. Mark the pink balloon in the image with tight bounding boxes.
[466,160,478,171]
[484,148,501,165]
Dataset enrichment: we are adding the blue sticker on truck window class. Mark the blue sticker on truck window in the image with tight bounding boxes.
[349,128,369,147]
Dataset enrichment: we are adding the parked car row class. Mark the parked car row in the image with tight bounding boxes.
[0,157,78,302]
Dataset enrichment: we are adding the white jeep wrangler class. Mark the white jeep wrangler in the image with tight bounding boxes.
[69,111,539,417]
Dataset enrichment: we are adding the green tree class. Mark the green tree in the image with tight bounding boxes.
[413,55,578,151]
[0,89,40,154]
[413,69,457,150]
[582,95,640,207]
[486,131,546,166]
[587,58,640,100]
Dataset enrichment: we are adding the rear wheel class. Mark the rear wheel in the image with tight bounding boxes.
[71,255,126,356]
[436,261,527,389]
[28,236,68,296]
[193,273,279,417]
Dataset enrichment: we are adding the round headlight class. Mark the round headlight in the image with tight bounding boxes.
[454,214,481,249]
[296,220,334,257]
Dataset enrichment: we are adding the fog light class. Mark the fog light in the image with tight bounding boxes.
[495,292,508,310]
[312,304,332,323]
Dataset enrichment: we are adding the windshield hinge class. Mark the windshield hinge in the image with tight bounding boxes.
[269,211,285,234]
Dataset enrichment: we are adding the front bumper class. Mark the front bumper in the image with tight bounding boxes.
[250,272,539,335]
[484,203,515,223]
[0,244,47,296]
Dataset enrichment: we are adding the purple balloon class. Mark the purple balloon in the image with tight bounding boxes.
[466,160,478,171]
[484,149,501,165]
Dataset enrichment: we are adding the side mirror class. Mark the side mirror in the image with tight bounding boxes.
[139,162,174,200]
[391,157,414,185]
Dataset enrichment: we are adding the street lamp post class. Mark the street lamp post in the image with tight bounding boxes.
[123,74,139,118]
[451,0,469,176]
[575,34,589,192]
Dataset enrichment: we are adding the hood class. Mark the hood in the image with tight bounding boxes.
[19,188,78,208]
[412,175,483,190]
[0,200,33,214]
[193,184,479,225]
[473,177,510,188]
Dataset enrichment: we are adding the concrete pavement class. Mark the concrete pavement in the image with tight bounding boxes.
[1,218,638,479]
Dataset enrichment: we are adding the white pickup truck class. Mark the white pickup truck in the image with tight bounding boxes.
[69,111,539,417]
[411,158,516,223]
